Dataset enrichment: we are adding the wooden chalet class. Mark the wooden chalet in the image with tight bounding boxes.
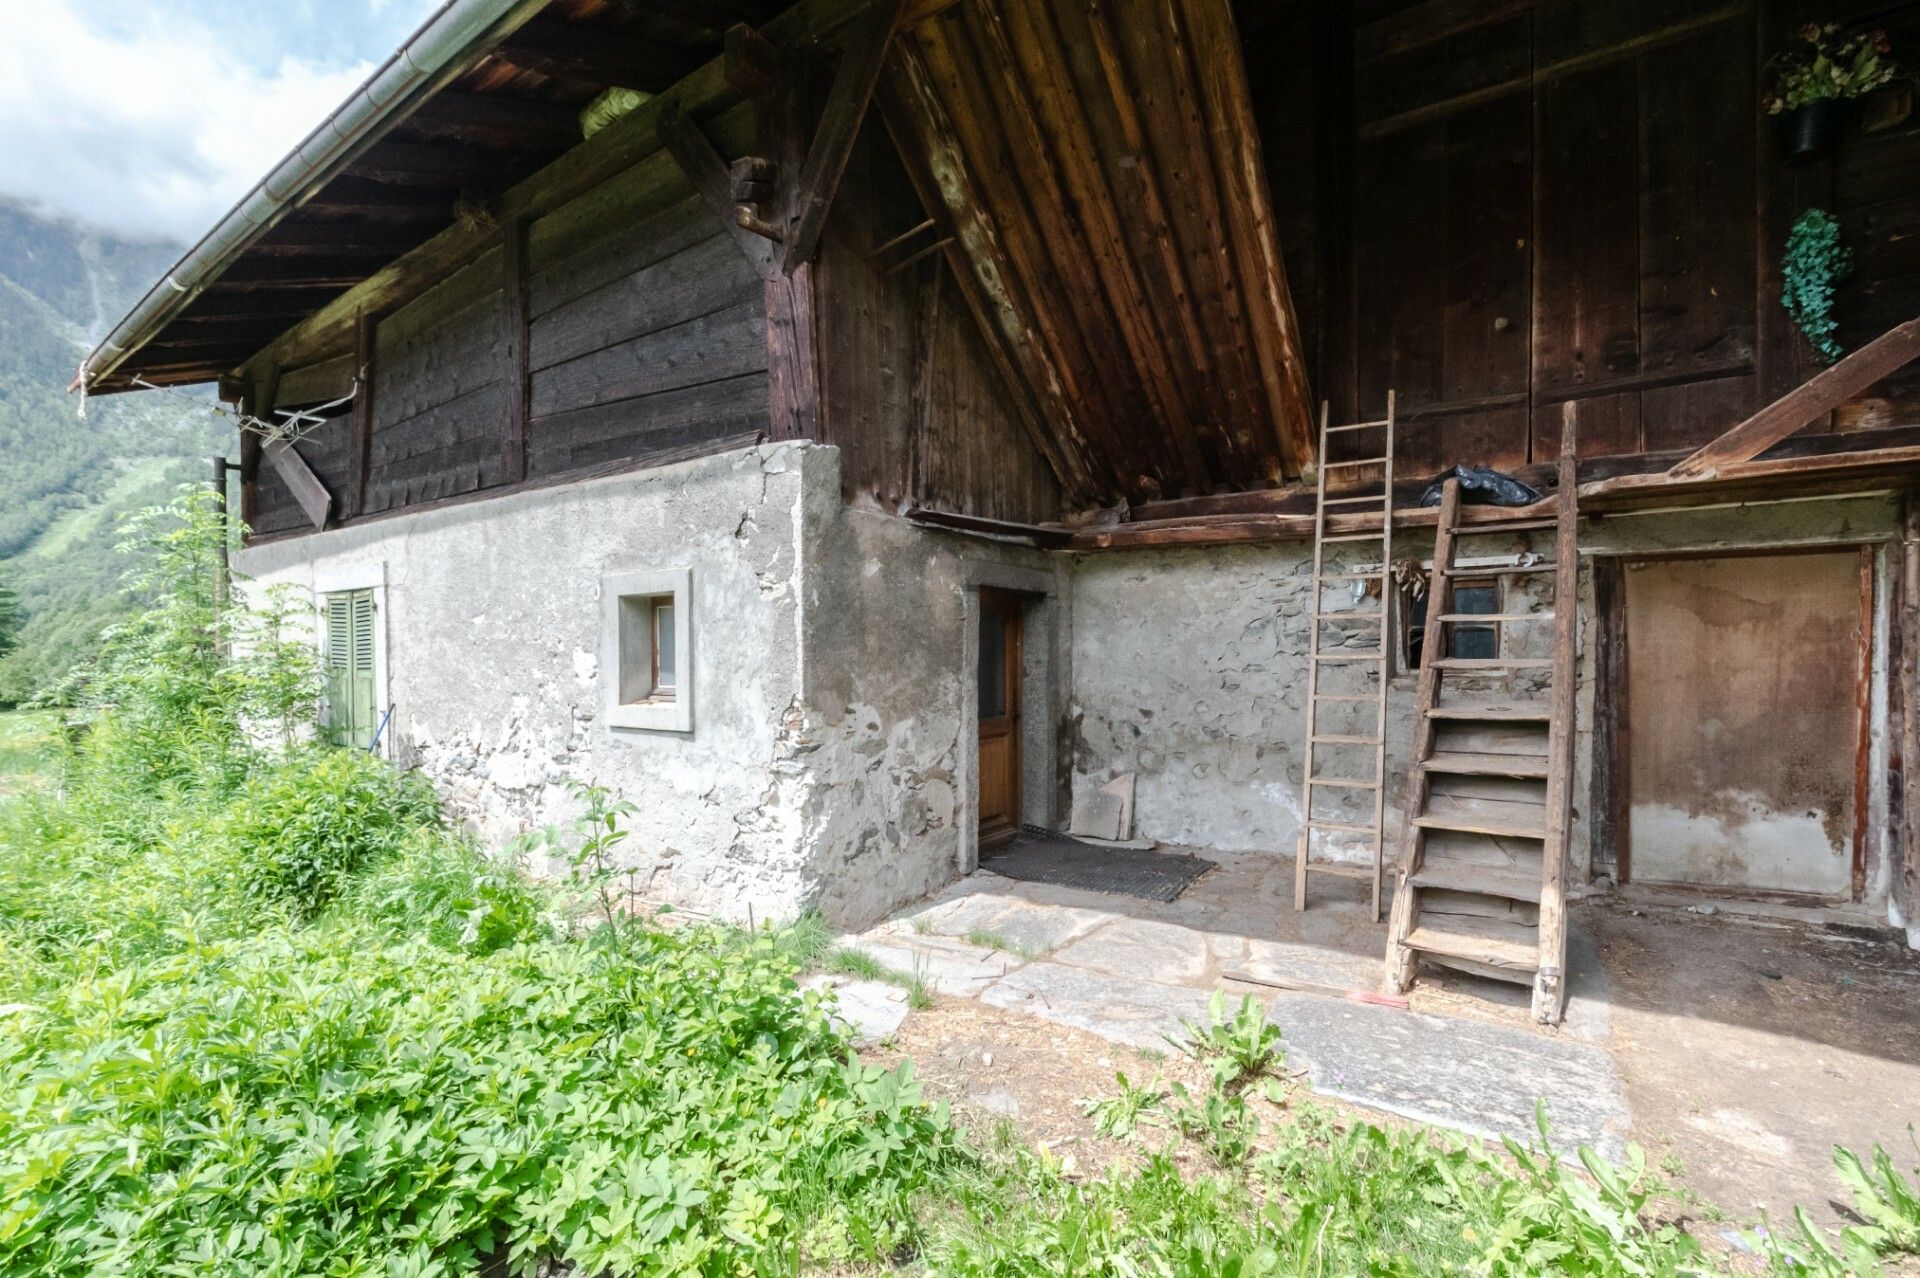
[81,0,1920,1019]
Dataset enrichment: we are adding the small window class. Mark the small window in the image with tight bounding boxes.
[1401,575,1500,667]
[602,568,692,732]
[323,588,378,748]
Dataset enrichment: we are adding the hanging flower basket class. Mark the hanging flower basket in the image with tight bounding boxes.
[1780,97,1845,159]
[1764,23,1899,161]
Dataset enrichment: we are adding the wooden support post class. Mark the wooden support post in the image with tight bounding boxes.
[238,366,279,538]
[780,0,906,274]
[348,310,376,517]
[1899,494,1920,936]
[211,455,231,634]
[500,217,530,486]
[1533,402,1580,1025]
[761,56,822,439]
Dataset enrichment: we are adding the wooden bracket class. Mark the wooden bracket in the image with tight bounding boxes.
[780,0,906,274]
[659,103,780,281]
[262,437,333,530]
[724,23,783,98]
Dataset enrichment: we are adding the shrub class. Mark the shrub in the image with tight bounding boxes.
[221,746,442,916]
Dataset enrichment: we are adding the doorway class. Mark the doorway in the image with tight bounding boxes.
[977,588,1024,849]
[1617,548,1870,901]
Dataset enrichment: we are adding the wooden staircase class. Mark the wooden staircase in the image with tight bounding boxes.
[1385,410,1578,1023]
[1294,395,1397,921]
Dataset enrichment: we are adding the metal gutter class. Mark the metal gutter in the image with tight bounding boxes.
[76,0,551,394]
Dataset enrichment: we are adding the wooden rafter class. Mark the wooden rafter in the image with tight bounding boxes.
[492,16,705,90]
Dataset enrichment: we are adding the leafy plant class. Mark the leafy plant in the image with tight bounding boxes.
[1783,209,1854,364]
[1759,1137,1920,1275]
[220,746,441,917]
[1180,990,1286,1093]
[1082,1070,1164,1139]
[1834,1137,1920,1255]
[1766,24,1899,113]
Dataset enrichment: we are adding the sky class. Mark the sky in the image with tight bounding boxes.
[0,0,446,244]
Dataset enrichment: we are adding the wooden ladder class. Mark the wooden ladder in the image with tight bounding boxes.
[1294,393,1397,921]
[1385,407,1578,1024]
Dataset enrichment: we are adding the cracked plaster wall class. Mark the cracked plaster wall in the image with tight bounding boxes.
[798,482,1072,928]
[1068,495,1905,931]
[236,443,821,922]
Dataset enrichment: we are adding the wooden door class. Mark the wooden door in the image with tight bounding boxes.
[977,589,1024,848]
[1621,550,1869,900]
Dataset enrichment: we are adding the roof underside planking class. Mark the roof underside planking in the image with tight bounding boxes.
[89,0,781,394]
[84,0,1319,507]
[880,0,1317,504]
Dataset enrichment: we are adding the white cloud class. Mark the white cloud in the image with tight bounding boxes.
[0,0,380,243]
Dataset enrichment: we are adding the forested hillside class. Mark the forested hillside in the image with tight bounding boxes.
[0,198,225,703]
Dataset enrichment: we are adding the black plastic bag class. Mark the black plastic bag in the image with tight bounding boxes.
[1416,464,1544,508]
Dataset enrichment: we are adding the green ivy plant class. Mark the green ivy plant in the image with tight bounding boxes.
[1782,208,1853,364]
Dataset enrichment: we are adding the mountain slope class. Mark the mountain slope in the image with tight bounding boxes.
[0,199,227,702]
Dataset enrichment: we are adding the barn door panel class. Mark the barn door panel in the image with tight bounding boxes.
[1622,550,1868,900]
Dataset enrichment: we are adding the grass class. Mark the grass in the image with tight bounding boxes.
[0,708,57,796]
[964,928,1042,960]
[828,946,935,1009]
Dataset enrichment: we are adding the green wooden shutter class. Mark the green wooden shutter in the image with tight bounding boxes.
[348,590,377,749]
[323,590,378,748]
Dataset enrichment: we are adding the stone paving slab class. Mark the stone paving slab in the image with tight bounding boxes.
[841,935,1021,997]
[1237,936,1382,992]
[980,962,1214,1051]
[899,893,1117,957]
[1053,917,1213,986]
[1268,994,1630,1160]
[801,975,909,1047]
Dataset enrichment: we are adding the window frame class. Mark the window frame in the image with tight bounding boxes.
[1400,572,1502,668]
[313,560,391,757]
[602,567,693,733]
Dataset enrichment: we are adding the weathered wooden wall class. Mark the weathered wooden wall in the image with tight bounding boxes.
[249,101,1055,535]
[1245,0,1920,474]
[817,121,1061,522]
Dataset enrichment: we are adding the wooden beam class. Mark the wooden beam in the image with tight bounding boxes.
[724,22,783,97]
[500,218,531,485]
[492,16,705,90]
[781,0,906,273]
[262,437,333,530]
[239,366,278,536]
[346,139,541,186]
[1669,318,1920,478]
[348,312,375,518]
[759,63,822,439]
[659,104,778,277]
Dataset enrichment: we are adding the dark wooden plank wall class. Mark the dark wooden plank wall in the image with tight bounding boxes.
[817,119,1061,521]
[249,103,772,533]
[1247,0,1920,473]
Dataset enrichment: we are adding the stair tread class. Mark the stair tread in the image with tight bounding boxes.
[1431,657,1553,670]
[1404,916,1540,972]
[1305,862,1377,880]
[1428,699,1553,722]
[1312,733,1383,744]
[1434,611,1553,623]
[1422,750,1550,779]
[1409,860,1543,902]
[1307,818,1382,834]
[1414,793,1547,839]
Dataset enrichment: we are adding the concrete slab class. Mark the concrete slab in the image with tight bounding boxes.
[840,934,1021,997]
[802,975,910,1046]
[981,962,1215,1051]
[1054,917,1213,985]
[1269,994,1630,1160]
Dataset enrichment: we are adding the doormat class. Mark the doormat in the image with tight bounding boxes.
[979,827,1216,903]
